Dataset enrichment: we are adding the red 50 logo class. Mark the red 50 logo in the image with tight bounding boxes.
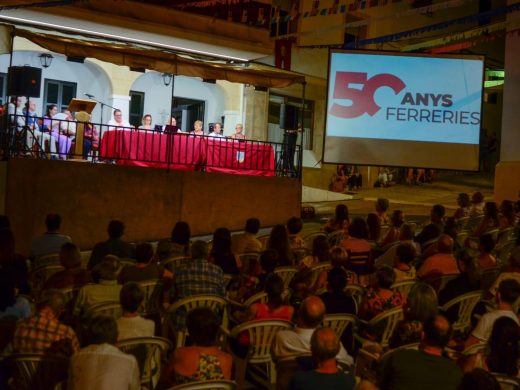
[330,72,406,118]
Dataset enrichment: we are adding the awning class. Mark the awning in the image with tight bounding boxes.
[11,27,306,88]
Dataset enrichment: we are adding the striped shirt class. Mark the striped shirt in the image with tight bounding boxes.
[13,310,80,356]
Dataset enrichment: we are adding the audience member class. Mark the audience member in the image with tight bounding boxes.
[499,199,517,229]
[472,202,499,237]
[417,235,459,279]
[0,272,31,320]
[30,213,72,260]
[288,328,356,390]
[300,235,330,269]
[0,229,30,294]
[477,234,497,270]
[414,204,445,246]
[313,246,353,292]
[43,242,91,290]
[458,368,500,390]
[393,243,417,282]
[319,267,357,315]
[379,315,462,390]
[380,210,405,248]
[268,224,294,266]
[272,296,353,366]
[462,317,520,376]
[323,204,349,234]
[257,249,279,291]
[287,216,305,250]
[69,314,140,389]
[340,217,371,254]
[470,191,485,217]
[210,227,240,275]
[119,242,172,283]
[13,289,79,356]
[488,247,520,296]
[116,282,155,340]
[240,274,294,322]
[73,261,122,317]
[375,198,390,225]
[375,223,420,268]
[465,279,520,348]
[231,218,262,254]
[405,282,438,323]
[168,221,191,257]
[453,193,471,220]
[366,213,381,243]
[173,240,226,300]
[359,266,404,320]
[88,220,135,270]
[160,308,232,386]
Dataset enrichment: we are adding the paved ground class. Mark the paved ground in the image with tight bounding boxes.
[303,171,495,225]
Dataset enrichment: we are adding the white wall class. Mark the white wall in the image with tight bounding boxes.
[130,72,227,133]
[0,51,112,123]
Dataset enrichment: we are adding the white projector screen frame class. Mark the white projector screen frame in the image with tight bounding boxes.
[323,49,485,171]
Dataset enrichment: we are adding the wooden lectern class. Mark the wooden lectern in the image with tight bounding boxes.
[68,98,96,160]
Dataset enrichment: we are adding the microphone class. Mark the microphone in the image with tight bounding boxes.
[84,93,95,99]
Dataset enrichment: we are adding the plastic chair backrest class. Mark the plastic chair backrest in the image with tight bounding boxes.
[369,307,404,347]
[273,266,298,290]
[85,301,123,320]
[322,313,357,336]
[440,290,483,333]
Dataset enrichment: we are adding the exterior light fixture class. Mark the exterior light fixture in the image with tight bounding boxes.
[39,53,53,68]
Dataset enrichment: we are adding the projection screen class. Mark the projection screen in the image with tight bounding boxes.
[323,50,485,171]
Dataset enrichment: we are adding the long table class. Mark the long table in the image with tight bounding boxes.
[99,130,275,176]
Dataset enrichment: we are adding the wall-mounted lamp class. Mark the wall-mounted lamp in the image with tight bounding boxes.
[39,53,53,68]
[162,73,173,86]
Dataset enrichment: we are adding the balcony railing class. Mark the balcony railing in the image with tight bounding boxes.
[1,113,302,178]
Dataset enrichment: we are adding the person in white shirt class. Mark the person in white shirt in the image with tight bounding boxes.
[117,282,155,341]
[465,278,520,349]
[272,296,353,366]
[107,109,132,130]
[68,314,140,390]
[209,122,225,138]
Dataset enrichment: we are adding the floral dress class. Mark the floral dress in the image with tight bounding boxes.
[175,353,225,385]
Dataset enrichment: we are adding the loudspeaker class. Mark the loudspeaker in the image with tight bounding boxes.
[280,104,299,130]
[8,66,42,98]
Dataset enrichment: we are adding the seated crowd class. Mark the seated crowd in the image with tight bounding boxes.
[0,191,519,389]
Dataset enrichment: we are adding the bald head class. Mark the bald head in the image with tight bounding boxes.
[423,314,451,349]
[311,328,340,362]
[299,296,325,328]
[437,234,454,254]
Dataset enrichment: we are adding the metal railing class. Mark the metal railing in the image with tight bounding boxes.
[0,113,302,178]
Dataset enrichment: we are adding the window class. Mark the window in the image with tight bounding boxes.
[172,97,205,132]
[268,93,314,150]
[0,73,7,106]
[129,91,145,127]
[43,79,77,114]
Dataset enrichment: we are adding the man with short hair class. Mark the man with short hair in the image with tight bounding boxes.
[417,234,460,279]
[289,328,356,390]
[117,282,155,340]
[209,122,225,138]
[272,296,353,366]
[379,315,462,390]
[465,279,520,348]
[231,218,262,254]
[13,289,80,356]
[414,204,446,246]
[68,314,140,389]
[30,213,72,260]
[375,224,421,268]
[107,109,131,130]
[88,220,135,270]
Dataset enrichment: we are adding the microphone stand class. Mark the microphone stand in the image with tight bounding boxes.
[85,95,116,126]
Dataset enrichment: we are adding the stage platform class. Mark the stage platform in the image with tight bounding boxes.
[0,158,301,255]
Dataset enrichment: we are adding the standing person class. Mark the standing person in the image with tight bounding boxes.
[283,123,299,174]
[139,114,153,131]
[190,120,204,136]
[107,109,131,130]
[231,123,245,139]
[68,315,140,390]
[209,123,225,138]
